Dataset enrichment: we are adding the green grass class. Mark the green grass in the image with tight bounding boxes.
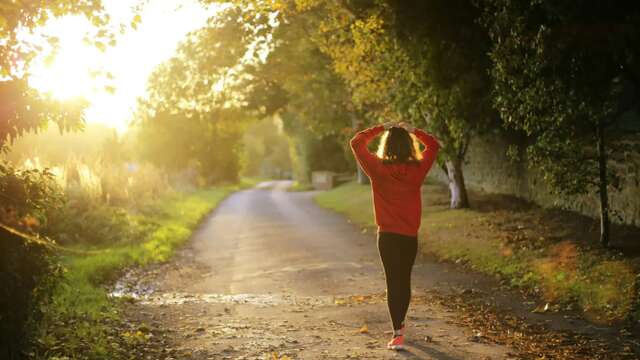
[314,181,638,323]
[314,181,376,227]
[36,185,246,359]
[287,181,315,192]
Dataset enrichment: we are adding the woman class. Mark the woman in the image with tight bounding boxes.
[350,121,440,351]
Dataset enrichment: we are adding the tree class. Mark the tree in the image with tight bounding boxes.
[0,0,109,148]
[285,0,497,208]
[482,0,640,246]
[385,0,497,208]
[137,109,245,183]
[241,117,292,178]
[241,8,357,183]
[135,6,257,183]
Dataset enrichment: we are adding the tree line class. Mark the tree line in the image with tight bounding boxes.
[1,1,639,246]
[137,0,640,247]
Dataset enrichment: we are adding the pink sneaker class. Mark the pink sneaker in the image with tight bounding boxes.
[387,335,405,351]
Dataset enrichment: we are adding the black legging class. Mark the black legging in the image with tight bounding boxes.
[377,231,418,331]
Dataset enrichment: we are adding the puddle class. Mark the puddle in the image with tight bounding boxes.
[110,268,156,299]
[110,265,373,308]
[111,270,335,306]
[130,292,335,306]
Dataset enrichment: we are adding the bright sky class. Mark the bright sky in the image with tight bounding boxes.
[27,0,218,133]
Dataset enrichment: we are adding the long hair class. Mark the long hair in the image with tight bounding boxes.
[376,126,422,164]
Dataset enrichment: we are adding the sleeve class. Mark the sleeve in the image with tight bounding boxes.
[350,125,385,178]
[413,129,440,174]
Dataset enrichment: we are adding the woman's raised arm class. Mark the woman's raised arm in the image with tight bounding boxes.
[412,128,440,172]
[349,124,386,176]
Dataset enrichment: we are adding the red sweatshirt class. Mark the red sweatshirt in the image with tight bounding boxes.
[350,125,440,237]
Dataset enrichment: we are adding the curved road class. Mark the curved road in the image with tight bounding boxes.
[125,181,512,359]
[189,180,385,296]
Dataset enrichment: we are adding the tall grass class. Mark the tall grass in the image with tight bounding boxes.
[23,156,172,209]
[35,187,239,359]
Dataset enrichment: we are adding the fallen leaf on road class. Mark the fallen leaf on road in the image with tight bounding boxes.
[531,303,550,313]
[271,352,292,360]
[358,325,369,334]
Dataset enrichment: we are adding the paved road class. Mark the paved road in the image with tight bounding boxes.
[188,180,384,296]
[123,181,513,359]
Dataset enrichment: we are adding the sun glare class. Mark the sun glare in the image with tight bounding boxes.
[27,0,216,133]
[29,16,103,101]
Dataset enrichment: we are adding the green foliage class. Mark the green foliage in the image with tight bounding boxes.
[137,110,245,184]
[482,0,640,197]
[0,0,107,77]
[0,0,110,148]
[243,8,353,136]
[0,139,175,357]
[0,226,62,359]
[142,6,254,114]
[0,80,89,149]
[44,204,151,246]
[0,160,64,232]
[283,115,352,183]
[241,118,292,178]
[243,0,497,205]
[292,0,497,158]
[481,0,640,244]
[136,6,255,184]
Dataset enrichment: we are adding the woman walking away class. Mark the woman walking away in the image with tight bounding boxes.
[350,121,440,351]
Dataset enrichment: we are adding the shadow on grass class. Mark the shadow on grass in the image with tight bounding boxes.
[425,180,640,257]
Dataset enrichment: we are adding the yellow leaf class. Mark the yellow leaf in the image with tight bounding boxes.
[358,325,369,334]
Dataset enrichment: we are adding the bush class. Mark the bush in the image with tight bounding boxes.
[0,161,64,233]
[0,226,61,359]
[43,203,152,247]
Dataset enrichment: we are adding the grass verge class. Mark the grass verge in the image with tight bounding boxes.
[287,181,315,192]
[314,180,638,324]
[34,182,252,359]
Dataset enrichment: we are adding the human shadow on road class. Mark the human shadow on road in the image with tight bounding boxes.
[402,341,463,360]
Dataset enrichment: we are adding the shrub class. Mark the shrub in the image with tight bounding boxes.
[0,226,62,359]
[0,161,64,232]
[43,203,151,246]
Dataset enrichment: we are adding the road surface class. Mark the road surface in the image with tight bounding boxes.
[121,181,514,359]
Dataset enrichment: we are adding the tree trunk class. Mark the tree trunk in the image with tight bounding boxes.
[351,115,370,184]
[445,157,469,209]
[597,121,610,247]
[356,165,370,184]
